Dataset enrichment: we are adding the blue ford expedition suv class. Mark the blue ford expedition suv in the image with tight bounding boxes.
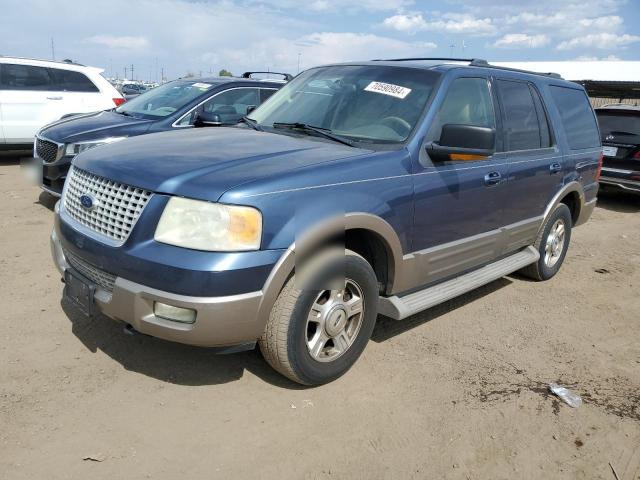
[51,58,601,385]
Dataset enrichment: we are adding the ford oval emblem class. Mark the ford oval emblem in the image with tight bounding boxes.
[79,194,97,211]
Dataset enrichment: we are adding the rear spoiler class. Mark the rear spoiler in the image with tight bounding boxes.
[242,71,293,81]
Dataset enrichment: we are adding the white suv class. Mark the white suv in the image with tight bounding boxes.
[0,57,124,148]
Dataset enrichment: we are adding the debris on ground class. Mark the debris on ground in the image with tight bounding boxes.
[83,453,106,462]
[549,384,583,408]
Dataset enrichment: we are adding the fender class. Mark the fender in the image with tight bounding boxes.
[541,181,586,230]
[256,212,405,326]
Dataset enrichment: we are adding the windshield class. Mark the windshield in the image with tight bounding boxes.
[116,80,217,119]
[596,110,640,138]
[248,65,439,144]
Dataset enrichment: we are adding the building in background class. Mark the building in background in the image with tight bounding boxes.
[496,61,640,107]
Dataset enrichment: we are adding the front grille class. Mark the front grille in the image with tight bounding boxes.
[64,248,116,292]
[36,137,62,163]
[63,166,152,244]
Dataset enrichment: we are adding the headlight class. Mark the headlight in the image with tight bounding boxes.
[154,197,262,251]
[64,137,126,156]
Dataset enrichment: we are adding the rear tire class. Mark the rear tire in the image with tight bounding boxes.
[259,250,378,386]
[520,203,572,281]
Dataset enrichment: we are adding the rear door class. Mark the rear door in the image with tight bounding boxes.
[412,75,508,283]
[548,86,602,196]
[495,79,559,232]
[0,63,59,143]
[49,68,102,115]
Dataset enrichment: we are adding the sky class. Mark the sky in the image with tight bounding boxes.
[1,0,639,82]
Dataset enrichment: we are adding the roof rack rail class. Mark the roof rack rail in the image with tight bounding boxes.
[0,55,85,67]
[480,63,563,79]
[242,71,293,81]
[372,57,563,79]
[372,57,488,65]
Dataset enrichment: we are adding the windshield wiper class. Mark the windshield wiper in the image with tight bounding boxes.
[272,122,355,147]
[117,110,134,117]
[239,116,263,131]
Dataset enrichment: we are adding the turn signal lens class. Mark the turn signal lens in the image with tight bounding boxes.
[113,97,126,107]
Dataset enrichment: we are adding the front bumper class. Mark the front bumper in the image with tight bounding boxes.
[51,227,266,347]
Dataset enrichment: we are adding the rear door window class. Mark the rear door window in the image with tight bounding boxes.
[549,86,600,150]
[50,69,99,92]
[0,63,54,91]
[497,80,543,151]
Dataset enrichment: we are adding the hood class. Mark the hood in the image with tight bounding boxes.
[40,110,154,143]
[73,127,371,202]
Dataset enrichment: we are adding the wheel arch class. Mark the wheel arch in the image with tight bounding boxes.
[256,213,404,328]
[542,182,585,229]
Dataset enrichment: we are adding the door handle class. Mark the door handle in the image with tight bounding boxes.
[46,96,63,100]
[549,162,562,174]
[484,171,502,186]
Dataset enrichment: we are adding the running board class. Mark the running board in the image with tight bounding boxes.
[378,246,539,320]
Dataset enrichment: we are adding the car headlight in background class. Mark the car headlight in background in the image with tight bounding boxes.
[154,197,262,251]
[64,137,127,156]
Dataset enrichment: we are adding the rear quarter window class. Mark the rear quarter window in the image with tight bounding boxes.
[50,69,99,92]
[549,86,600,150]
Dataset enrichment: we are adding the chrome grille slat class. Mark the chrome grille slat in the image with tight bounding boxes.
[64,248,116,292]
[63,166,152,244]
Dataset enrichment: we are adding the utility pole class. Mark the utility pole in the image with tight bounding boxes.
[50,38,55,61]
[130,64,134,81]
[161,67,164,84]
[449,43,456,57]
[124,66,128,79]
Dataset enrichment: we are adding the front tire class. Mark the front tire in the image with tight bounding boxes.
[520,203,572,281]
[259,250,378,386]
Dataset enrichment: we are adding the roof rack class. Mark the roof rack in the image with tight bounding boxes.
[242,71,293,81]
[372,57,488,65]
[0,55,85,67]
[372,57,563,79]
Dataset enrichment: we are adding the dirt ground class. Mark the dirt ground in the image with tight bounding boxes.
[1,155,639,480]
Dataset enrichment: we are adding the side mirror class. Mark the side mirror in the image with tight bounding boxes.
[427,124,496,161]
[246,105,257,115]
[194,111,222,127]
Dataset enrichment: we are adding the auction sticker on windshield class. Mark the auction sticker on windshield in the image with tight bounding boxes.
[364,81,412,99]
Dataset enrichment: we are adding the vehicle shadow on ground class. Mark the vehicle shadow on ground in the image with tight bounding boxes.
[61,298,306,390]
[62,278,512,389]
[0,153,29,165]
[596,190,640,213]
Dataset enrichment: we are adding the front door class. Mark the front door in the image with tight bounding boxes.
[411,76,508,285]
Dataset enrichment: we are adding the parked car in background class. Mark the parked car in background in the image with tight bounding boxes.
[120,82,148,100]
[36,72,289,195]
[596,104,640,194]
[50,58,600,385]
[0,56,123,150]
